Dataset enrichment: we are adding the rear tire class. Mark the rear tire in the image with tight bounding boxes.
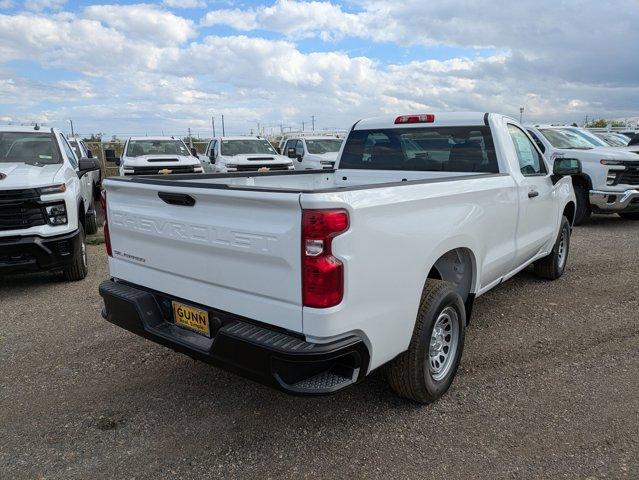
[618,212,639,220]
[62,224,88,281]
[386,279,466,404]
[534,216,570,280]
[572,184,591,226]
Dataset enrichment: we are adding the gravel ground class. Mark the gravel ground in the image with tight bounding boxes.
[1,216,638,479]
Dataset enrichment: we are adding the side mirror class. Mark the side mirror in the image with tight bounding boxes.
[190,147,199,158]
[551,157,581,184]
[78,157,100,178]
[104,149,119,163]
[86,150,94,159]
[287,148,297,159]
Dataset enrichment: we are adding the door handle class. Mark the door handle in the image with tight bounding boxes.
[158,192,196,206]
[528,190,539,198]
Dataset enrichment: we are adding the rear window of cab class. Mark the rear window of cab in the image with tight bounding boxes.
[340,126,498,173]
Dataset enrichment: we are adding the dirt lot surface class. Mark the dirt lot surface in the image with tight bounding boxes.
[1,216,638,479]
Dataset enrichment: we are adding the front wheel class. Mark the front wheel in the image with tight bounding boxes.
[572,184,591,226]
[618,212,639,220]
[533,216,570,280]
[386,279,466,404]
[62,224,88,281]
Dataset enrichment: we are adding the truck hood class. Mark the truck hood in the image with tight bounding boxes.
[121,154,200,167]
[221,153,292,165]
[0,163,63,189]
[551,146,639,163]
[619,145,639,156]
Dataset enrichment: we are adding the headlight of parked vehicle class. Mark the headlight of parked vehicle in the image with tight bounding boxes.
[39,184,66,195]
[45,202,68,225]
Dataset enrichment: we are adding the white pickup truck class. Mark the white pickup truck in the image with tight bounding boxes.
[99,113,576,403]
[526,125,639,222]
[202,136,295,173]
[279,134,344,170]
[105,136,204,176]
[1,126,100,280]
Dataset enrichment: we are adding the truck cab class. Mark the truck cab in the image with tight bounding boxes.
[203,136,294,173]
[106,137,204,176]
[526,125,639,222]
[0,126,100,280]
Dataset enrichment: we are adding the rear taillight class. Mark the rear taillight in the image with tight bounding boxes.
[394,114,435,124]
[100,190,112,257]
[302,209,349,308]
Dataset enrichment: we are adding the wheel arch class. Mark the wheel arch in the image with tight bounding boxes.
[563,201,576,226]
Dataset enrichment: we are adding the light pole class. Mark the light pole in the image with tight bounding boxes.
[69,119,74,136]
[519,107,524,124]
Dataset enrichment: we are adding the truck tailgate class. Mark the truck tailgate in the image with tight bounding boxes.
[104,180,303,332]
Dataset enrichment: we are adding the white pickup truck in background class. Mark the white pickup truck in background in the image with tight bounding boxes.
[202,136,295,173]
[526,125,639,222]
[0,126,101,280]
[105,136,204,176]
[279,134,344,170]
[99,112,576,403]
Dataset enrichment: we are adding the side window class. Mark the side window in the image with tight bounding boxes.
[284,139,296,152]
[209,140,217,155]
[527,130,546,153]
[60,135,78,168]
[295,139,304,156]
[507,124,546,176]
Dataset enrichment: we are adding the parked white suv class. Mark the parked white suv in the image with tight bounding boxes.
[526,125,639,222]
[0,126,100,280]
[203,136,294,173]
[100,112,576,403]
[280,135,344,170]
[106,137,204,176]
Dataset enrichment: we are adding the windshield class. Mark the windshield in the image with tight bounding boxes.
[125,140,190,157]
[595,133,628,147]
[306,139,343,155]
[539,129,594,149]
[0,132,61,165]
[562,128,606,147]
[221,139,276,156]
[340,126,498,173]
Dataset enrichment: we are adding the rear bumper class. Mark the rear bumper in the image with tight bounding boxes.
[590,189,639,212]
[99,279,370,396]
[0,229,82,274]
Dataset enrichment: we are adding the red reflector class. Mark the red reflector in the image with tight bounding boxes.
[302,209,349,308]
[394,114,435,124]
[100,190,112,257]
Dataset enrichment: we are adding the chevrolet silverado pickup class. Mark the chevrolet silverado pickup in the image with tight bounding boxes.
[105,136,204,176]
[526,125,639,222]
[203,136,295,173]
[1,125,100,279]
[99,113,577,403]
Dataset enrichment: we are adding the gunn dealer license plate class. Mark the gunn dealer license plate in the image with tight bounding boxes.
[173,301,210,337]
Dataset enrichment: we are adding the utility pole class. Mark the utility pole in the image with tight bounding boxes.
[69,119,74,137]
[221,114,225,136]
[519,107,524,124]
[302,121,305,131]
[188,128,193,148]
[312,115,315,132]
[211,116,216,137]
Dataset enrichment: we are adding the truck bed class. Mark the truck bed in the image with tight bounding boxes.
[107,169,496,193]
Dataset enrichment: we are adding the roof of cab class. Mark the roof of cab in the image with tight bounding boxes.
[128,136,184,141]
[354,112,490,130]
[0,125,55,133]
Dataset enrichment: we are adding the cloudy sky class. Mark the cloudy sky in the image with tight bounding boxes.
[0,0,638,137]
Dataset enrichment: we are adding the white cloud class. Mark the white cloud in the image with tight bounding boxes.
[0,1,637,135]
[163,0,206,8]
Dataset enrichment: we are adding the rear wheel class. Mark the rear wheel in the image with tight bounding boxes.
[618,212,639,220]
[572,184,591,226]
[534,216,570,280]
[386,279,466,404]
[62,224,88,281]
